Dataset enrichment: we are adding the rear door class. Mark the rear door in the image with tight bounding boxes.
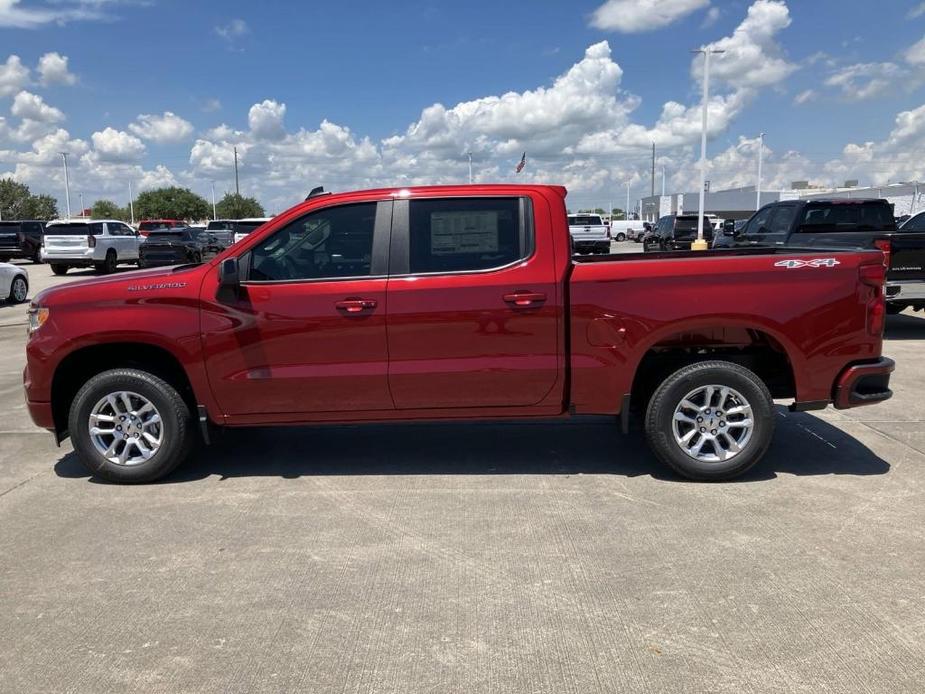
[385,195,561,409]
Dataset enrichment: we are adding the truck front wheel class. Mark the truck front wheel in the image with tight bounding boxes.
[68,368,194,483]
[644,361,774,481]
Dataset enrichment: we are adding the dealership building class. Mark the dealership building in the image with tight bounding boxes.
[639,182,925,222]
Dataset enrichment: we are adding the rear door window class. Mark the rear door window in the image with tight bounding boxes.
[765,205,797,243]
[408,198,527,274]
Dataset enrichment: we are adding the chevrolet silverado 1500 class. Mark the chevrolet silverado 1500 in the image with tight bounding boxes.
[24,185,894,483]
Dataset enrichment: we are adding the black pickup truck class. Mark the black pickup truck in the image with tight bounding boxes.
[714,198,925,313]
[0,220,45,263]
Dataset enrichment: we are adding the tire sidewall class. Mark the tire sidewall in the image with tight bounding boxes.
[10,275,28,303]
[646,362,774,480]
[68,370,189,483]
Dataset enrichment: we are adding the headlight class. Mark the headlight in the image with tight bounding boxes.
[27,305,49,335]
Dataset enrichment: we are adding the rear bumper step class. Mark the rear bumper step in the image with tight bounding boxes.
[833,357,895,410]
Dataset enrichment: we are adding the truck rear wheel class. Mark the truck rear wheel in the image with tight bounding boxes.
[51,264,68,275]
[68,368,194,483]
[644,361,774,481]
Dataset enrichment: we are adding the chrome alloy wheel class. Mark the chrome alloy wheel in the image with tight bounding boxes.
[12,276,27,302]
[672,384,754,463]
[88,391,163,466]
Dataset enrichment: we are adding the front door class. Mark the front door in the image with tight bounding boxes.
[386,195,561,410]
[201,200,394,416]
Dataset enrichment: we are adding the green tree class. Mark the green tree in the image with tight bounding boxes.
[134,186,210,221]
[24,194,58,220]
[91,199,128,221]
[610,208,625,219]
[0,179,60,220]
[215,193,265,219]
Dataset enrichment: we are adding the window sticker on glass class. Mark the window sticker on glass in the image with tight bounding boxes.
[430,211,499,255]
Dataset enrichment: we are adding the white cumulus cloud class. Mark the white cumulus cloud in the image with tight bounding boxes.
[11,90,64,122]
[89,127,145,163]
[37,52,76,86]
[248,99,286,141]
[128,111,194,143]
[590,0,710,33]
[0,55,29,97]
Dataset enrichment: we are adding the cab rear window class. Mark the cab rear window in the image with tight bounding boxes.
[569,215,602,226]
[798,202,896,232]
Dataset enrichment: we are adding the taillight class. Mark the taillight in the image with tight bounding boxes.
[873,238,891,268]
[860,262,886,336]
[88,234,96,248]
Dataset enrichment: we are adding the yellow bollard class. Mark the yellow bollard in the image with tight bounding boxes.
[691,238,709,251]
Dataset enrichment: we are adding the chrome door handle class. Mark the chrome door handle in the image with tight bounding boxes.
[335,298,377,313]
[503,292,547,307]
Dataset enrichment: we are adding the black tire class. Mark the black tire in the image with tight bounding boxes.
[95,250,117,274]
[31,248,42,264]
[68,368,194,484]
[644,360,774,481]
[615,232,626,242]
[886,304,906,315]
[8,274,28,303]
[51,264,68,275]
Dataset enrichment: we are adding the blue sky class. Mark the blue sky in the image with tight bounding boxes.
[0,0,924,214]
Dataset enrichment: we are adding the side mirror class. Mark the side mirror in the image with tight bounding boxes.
[723,221,738,237]
[219,257,240,289]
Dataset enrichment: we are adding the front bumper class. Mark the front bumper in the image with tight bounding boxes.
[833,357,895,409]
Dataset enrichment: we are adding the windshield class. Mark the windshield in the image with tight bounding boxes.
[46,223,95,235]
[207,221,233,231]
[674,216,711,232]
[233,221,266,235]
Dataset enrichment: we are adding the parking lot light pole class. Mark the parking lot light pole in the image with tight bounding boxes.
[59,152,71,219]
[756,132,765,210]
[467,151,473,184]
[691,47,725,251]
[625,181,630,220]
[128,180,135,225]
[210,181,217,220]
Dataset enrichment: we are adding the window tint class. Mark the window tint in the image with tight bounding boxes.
[249,203,376,281]
[409,198,524,274]
[745,206,775,236]
[768,206,797,236]
[900,212,925,232]
[798,202,896,232]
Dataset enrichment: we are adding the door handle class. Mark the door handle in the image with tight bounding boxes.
[335,298,377,313]
[503,291,547,307]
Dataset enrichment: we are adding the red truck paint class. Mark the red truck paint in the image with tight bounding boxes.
[25,185,892,438]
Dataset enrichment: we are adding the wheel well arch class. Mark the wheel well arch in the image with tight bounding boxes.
[51,342,196,436]
[628,326,796,413]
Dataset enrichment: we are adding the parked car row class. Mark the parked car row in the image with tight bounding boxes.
[0,216,274,275]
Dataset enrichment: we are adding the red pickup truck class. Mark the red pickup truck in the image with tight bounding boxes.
[24,185,894,483]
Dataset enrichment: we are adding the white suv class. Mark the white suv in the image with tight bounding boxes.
[567,214,610,254]
[42,219,141,275]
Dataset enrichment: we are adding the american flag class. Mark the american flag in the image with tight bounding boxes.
[515,152,526,173]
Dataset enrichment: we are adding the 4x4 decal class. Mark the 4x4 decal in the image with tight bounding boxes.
[774,258,841,269]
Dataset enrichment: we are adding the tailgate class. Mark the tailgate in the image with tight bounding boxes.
[887,232,925,282]
[44,234,89,252]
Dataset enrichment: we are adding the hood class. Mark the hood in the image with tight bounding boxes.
[33,264,206,306]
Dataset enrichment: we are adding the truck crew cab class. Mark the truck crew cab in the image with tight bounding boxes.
[25,185,894,483]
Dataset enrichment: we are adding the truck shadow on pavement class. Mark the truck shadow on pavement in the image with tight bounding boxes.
[885,311,925,340]
[54,407,889,484]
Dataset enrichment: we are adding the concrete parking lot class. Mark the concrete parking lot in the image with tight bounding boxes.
[1,246,923,693]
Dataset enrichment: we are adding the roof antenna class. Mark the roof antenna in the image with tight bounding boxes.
[306,186,330,200]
